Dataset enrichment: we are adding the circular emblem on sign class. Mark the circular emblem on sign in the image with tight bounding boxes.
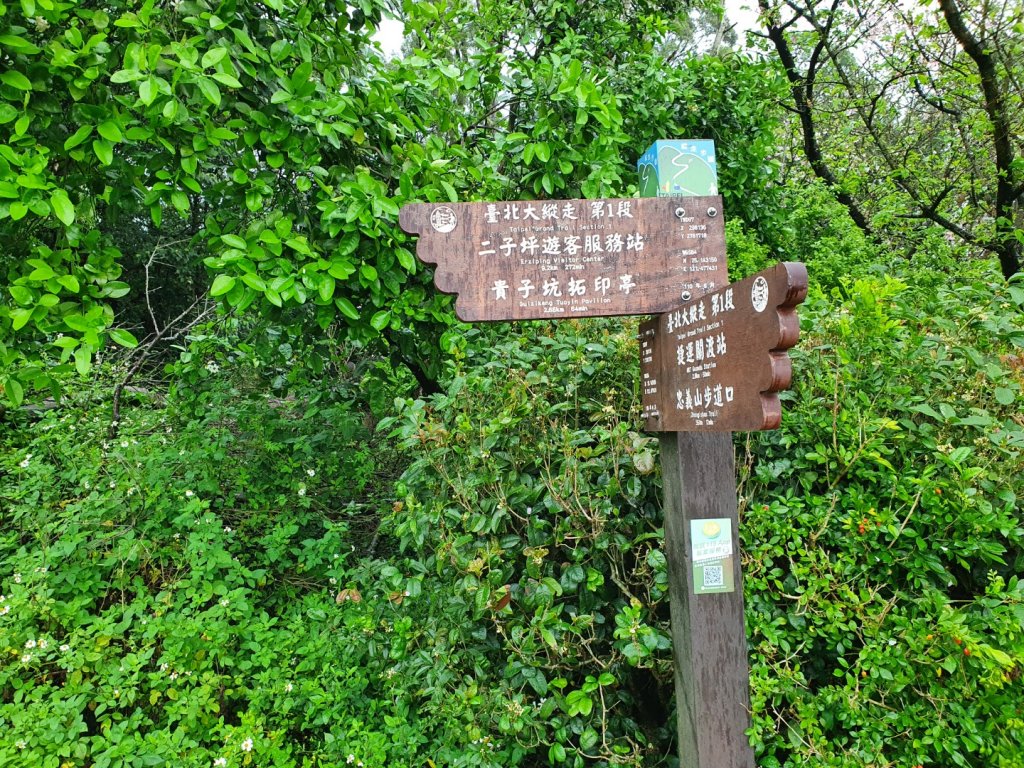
[429,206,458,233]
[702,521,722,539]
[751,276,769,313]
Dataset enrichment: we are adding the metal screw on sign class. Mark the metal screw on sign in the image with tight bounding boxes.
[707,206,718,217]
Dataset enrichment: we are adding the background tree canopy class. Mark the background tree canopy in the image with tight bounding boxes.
[1,1,1023,767]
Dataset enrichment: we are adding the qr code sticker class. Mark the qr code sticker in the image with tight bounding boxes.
[702,565,725,589]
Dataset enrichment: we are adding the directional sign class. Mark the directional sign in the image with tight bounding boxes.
[639,262,808,432]
[398,196,728,321]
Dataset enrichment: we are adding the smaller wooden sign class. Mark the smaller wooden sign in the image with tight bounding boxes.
[640,262,807,432]
[399,197,728,321]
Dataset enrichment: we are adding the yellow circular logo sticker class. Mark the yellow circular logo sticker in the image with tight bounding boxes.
[702,521,722,539]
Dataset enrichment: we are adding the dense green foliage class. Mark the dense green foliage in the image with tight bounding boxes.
[3,0,1024,766]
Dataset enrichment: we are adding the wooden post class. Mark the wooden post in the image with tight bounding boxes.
[659,432,754,768]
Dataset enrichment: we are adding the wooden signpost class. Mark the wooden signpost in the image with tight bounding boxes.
[398,140,808,768]
[640,262,806,768]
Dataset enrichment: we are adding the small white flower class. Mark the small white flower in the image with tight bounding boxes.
[0,605,9,615]
[224,526,232,533]
[329,577,337,585]
[240,738,253,753]
[120,441,129,448]
[0,594,4,602]
[25,638,36,649]
[84,481,91,489]
[185,490,194,498]
[284,682,293,692]
[169,672,179,681]
[306,468,316,477]
[109,481,116,489]
[21,653,32,663]
[13,573,22,584]
[214,759,227,768]
[60,644,70,652]
[347,756,356,765]
[19,457,30,468]
[219,598,230,607]
[15,740,26,750]
[38,638,47,650]
[298,486,306,497]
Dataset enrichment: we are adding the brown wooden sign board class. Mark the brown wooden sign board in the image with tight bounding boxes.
[399,196,727,321]
[640,262,808,432]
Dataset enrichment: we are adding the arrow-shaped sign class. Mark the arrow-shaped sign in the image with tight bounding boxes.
[639,262,808,432]
[399,196,728,321]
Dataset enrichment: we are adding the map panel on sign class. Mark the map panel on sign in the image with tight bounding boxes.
[398,196,728,321]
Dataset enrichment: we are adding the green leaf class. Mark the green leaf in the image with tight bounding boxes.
[210,274,236,296]
[201,47,228,69]
[1,70,32,90]
[50,190,75,226]
[9,285,33,304]
[221,234,247,249]
[318,275,336,302]
[197,77,222,106]
[0,34,41,54]
[396,247,415,272]
[74,346,93,376]
[110,69,142,83]
[369,310,390,331]
[139,77,157,106]
[211,72,242,88]
[97,121,123,142]
[171,190,189,214]
[56,274,80,293]
[241,272,266,291]
[335,297,359,320]
[93,139,114,166]
[27,259,55,280]
[64,125,94,150]
[10,201,28,220]
[0,104,18,124]
[10,307,32,330]
[4,377,25,407]
[108,328,139,348]
[104,281,131,298]
[995,387,1015,405]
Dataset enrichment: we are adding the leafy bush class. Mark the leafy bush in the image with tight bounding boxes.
[378,318,675,766]
[3,257,1022,768]
[742,263,1024,767]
